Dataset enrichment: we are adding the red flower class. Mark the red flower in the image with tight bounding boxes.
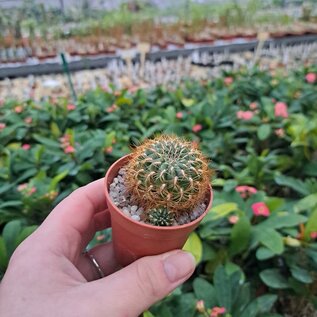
[236,185,257,198]
[310,232,317,239]
[106,104,118,113]
[305,73,316,84]
[176,112,183,119]
[64,145,75,154]
[192,124,203,133]
[224,77,233,85]
[104,146,113,154]
[274,102,288,118]
[236,110,254,120]
[249,102,258,110]
[196,300,205,313]
[14,106,23,113]
[17,183,28,191]
[22,144,31,150]
[228,215,239,224]
[210,306,226,317]
[0,123,6,130]
[24,117,33,124]
[67,104,76,111]
[252,202,270,217]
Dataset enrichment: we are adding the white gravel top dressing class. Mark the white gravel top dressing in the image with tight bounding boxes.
[109,167,207,226]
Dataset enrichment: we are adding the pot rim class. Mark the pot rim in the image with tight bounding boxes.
[104,154,213,231]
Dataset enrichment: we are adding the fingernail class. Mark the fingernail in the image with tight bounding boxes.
[163,251,195,283]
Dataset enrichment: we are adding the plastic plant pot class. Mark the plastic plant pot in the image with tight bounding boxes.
[104,155,213,266]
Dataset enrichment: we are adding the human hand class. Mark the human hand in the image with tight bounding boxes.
[0,179,195,317]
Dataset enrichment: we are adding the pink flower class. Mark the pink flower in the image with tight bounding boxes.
[176,112,183,119]
[224,77,233,85]
[249,102,258,110]
[252,202,270,217]
[64,145,75,154]
[192,124,203,133]
[106,104,118,113]
[229,215,239,224]
[310,232,317,239]
[305,73,316,84]
[236,110,254,120]
[104,146,113,154]
[236,185,257,198]
[28,187,37,195]
[22,144,31,150]
[24,117,33,124]
[0,123,6,130]
[275,128,285,137]
[128,86,139,94]
[17,183,28,191]
[210,306,226,317]
[67,104,76,111]
[274,102,288,118]
[196,300,205,313]
[14,106,23,113]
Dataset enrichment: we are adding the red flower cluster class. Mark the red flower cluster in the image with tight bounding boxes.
[60,134,75,154]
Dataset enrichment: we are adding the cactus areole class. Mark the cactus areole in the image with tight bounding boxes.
[126,135,211,214]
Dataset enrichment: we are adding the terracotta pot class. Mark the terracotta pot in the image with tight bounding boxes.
[104,155,213,266]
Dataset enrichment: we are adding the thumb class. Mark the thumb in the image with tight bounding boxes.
[88,250,195,317]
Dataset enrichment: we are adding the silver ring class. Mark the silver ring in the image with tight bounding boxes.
[83,250,105,279]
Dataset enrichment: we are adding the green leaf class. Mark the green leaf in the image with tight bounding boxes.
[229,216,251,256]
[49,171,69,191]
[290,266,313,284]
[181,98,195,107]
[214,265,232,311]
[256,213,307,230]
[15,226,37,247]
[260,269,289,289]
[193,278,217,308]
[274,174,309,196]
[0,237,8,271]
[264,197,285,212]
[304,208,317,240]
[295,193,317,212]
[206,203,238,221]
[240,294,278,317]
[143,311,155,317]
[183,232,202,264]
[254,228,284,255]
[2,220,22,257]
[257,124,271,140]
[256,247,275,260]
[33,134,60,149]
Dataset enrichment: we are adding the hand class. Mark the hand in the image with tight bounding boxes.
[0,179,195,317]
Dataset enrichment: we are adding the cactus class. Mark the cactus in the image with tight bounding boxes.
[147,208,174,226]
[125,135,211,212]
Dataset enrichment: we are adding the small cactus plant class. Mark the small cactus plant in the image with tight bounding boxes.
[147,208,174,226]
[125,135,211,214]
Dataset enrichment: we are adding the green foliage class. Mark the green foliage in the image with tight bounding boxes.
[0,65,317,316]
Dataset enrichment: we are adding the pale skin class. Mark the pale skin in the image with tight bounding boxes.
[0,179,195,317]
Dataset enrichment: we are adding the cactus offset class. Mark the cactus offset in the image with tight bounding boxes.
[148,208,174,226]
[126,135,211,212]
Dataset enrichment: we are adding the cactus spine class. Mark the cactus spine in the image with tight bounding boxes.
[125,135,211,213]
